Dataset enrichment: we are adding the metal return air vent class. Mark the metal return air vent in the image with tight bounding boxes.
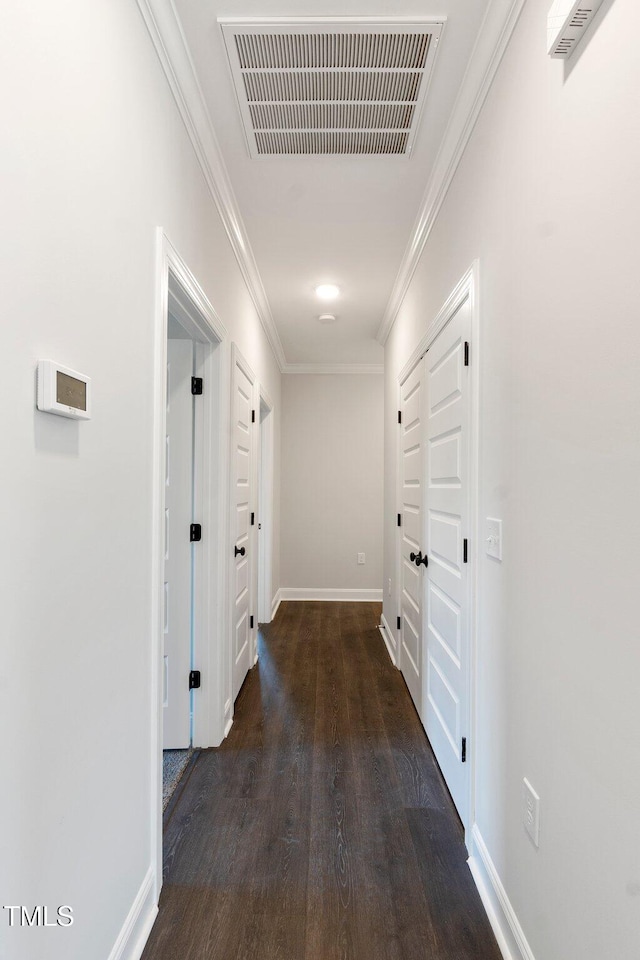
[219,20,445,158]
[547,0,604,58]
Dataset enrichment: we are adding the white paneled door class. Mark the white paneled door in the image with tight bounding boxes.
[231,349,256,702]
[163,338,194,749]
[399,358,427,714]
[424,299,471,825]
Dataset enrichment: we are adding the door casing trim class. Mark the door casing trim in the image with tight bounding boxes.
[257,387,275,629]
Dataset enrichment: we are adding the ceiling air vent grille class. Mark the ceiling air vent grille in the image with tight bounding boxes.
[219,19,445,159]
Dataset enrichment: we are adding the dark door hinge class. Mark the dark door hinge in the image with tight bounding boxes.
[191,376,203,395]
[463,539,468,563]
[251,409,256,423]
[397,616,401,630]
[398,410,402,424]
[250,615,254,629]
[189,670,201,690]
[397,513,402,527]
[190,523,202,542]
[251,512,255,526]
[461,737,467,763]
[464,342,470,367]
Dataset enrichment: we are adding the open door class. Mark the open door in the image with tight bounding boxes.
[163,335,194,749]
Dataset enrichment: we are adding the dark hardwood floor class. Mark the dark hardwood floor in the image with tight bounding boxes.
[142,601,501,960]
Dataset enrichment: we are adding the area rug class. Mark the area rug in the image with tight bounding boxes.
[162,748,194,811]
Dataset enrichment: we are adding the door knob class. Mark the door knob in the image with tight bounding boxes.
[235,545,245,557]
[410,551,428,568]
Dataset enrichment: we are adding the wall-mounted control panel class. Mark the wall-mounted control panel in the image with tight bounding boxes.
[37,360,92,420]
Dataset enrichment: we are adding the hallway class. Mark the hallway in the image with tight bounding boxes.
[142,602,501,960]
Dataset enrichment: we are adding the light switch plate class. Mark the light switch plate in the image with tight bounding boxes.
[485,518,502,561]
[523,778,540,847]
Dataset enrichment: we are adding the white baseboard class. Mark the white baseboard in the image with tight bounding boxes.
[271,588,282,620]
[379,613,397,666]
[223,697,233,739]
[279,587,383,602]
[468,825,536,960]
[107,866,157,960]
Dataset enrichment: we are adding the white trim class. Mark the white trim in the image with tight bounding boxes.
[107,867,157,960]
[257,389,275,624]
[466,262,481,851]
[468,825,537,960]
[379,613,397,666]
[398,263,478,383]
[280,588,383,602]
[283,363,384,375]
[150,230,167,901]
[135,0,286,371]
[271,587,283,620]
[219,15,447,25]
[377,0,527,344]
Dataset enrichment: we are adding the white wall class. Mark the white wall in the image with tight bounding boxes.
[281,374,384,596]
[0,3,280,959]
[383,1,640,958]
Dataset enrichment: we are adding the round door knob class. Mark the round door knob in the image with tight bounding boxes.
[412,551,428,568]
[234,545,246,557]
[410,552,417,563]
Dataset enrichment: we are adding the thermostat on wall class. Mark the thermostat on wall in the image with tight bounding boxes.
[37,360,92,420]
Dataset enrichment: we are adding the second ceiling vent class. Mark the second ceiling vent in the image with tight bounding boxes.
[219,19,445,159]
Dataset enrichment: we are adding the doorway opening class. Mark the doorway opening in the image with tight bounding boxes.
[162,311,199,808]
[152,232,230,895]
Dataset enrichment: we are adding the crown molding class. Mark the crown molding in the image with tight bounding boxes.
[283,363,384,375]
[135,0,287,371]
[377,0,527,346]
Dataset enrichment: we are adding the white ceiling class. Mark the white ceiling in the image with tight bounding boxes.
[170,0,495,367]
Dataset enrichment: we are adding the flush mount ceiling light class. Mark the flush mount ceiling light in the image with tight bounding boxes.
[318,313,337,324]
[219,18,445,158]
[315,283,340,300]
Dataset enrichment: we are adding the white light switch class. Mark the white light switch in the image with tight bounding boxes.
[485,518,502,561]
[523,778,540,847]
[357,553,365,565]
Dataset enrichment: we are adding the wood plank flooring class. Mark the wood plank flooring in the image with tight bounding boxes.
[142,601,501,960]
